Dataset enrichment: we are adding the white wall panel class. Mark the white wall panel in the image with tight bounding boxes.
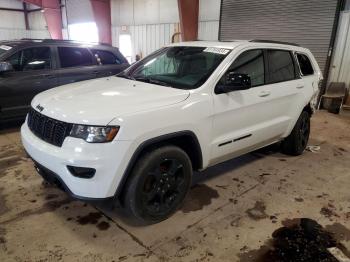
[112,23,178,61]
[159,0,179,23]
[198,21,219,40]
[0,0,23,9]
[0,28,49,40]
[328,11,350,91]
[28,11,47,30]
[112,0,179,26]
[0,11,25,29]
[199,0,221,21]
[134,0,159,25]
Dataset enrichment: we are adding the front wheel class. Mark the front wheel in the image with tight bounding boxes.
[124,145,192,223]
[281,111,310,156]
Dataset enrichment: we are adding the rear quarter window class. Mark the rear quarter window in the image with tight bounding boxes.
[267,50,296,84]
[91,49,122,65]
[296,53,314,76]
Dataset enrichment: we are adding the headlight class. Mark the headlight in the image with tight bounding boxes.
[69,125,119,143]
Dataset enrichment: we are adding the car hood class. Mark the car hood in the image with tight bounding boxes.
[31,77,190,125]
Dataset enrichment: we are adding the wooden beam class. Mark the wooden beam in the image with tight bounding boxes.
[177,0,199,41]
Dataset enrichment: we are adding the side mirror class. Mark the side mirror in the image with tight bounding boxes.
[216,71,251,94]
[0,62,13,73]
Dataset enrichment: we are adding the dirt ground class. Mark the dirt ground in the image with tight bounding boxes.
[0,110,349,262]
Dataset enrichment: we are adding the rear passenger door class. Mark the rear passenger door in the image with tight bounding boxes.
[56,46,100,86]
[264,49,305,135]
[90,49,129,77]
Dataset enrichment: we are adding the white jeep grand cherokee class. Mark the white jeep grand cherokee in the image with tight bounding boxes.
[21,40,322,223]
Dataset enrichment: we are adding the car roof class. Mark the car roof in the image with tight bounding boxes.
[167,40,310,52]
[0,39,115,49]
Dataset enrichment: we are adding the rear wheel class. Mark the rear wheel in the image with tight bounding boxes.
[281,110,310,156]
[124,145,192,223]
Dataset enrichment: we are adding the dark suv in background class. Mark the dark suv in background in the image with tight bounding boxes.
[0,39,129,121]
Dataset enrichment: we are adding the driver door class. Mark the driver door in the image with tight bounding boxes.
[0,46,57,120]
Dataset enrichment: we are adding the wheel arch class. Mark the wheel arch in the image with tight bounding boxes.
[303,103,313,115]
[114,130,203,198]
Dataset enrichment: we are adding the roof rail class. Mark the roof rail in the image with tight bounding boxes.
[20,38,111,46]
[249,39,300,46]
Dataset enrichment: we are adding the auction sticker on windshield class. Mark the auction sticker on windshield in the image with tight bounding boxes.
[0,45,12,51]
[203,47,230,55]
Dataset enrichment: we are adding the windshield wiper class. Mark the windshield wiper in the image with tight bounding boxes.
[134,76,172,87]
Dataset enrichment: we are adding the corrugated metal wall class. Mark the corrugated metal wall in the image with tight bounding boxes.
[0,0,49,40]
[219,0,340,73]
[199,21,219,40]
[112,23,179,57]
[0,28,49,40]
[328,11,350,90]
[111,0,220,61]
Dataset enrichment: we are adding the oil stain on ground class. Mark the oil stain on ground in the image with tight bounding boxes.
[76,212,103,225]
[238,218,350,262]
[181,184,219,213]
[0,227,6,245]
[76,212,110,231]
[0,187,9,217]
[0,145,27,177]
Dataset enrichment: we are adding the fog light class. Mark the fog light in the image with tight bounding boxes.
[67,166,96,179]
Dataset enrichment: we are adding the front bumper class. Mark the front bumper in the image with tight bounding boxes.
[21,122,133,199]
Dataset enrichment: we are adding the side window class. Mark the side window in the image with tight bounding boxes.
[91,49,121,65]
[225,49,265,87]
[6,47,51,71]
[58,47,95,68]
[6,51,21,71]
[267,50,295,84]
[296,53,314,76]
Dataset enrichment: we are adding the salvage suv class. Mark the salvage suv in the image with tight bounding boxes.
[21,40,322,223]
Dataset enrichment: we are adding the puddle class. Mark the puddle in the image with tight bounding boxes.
[246,201,268,220]
[181,184,219,213]
[238,218,350,262]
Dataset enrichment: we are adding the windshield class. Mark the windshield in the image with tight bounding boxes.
[119,46,230,89]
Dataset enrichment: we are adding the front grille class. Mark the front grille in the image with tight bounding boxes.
[27,108,72,147]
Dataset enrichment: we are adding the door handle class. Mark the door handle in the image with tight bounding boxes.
[258,91,271,97]
[296,85,304,89]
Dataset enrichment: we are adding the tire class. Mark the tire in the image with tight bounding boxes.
[281,110,310,156]
[124,145,192,223]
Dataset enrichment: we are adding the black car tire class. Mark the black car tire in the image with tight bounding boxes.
[124,145,192,223]
[281,110,310,156]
